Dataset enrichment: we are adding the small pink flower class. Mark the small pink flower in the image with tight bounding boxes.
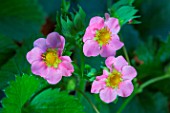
[26,32,74,84]
[83,13,124,57]
[91,56,137,103]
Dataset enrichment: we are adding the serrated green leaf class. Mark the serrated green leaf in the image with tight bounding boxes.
[26,89,84,113]
[2,74,40,113]
[0,0,45,42]
[73,6,86,31]
[61,0,70,13]
[109,0,138,26]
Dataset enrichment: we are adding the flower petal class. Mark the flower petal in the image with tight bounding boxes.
[99,87,117,103]
[26,47,43,64]
[117,80,134,97]
[91,80,106,94]
[105,17,120,34]
[109,37,124,51]
[89,16,104,26]
[83,40,100,57]
[113,56,128,72]
[46,68,62,84]
[122,66,137,80]
[105,56,115,71]
[60,56,72,62]
[83,26,95,42]
[46,32,65,49]
[31,61,48,78]
[96,70,108,81]
[100,45,116,57]
[58,61,74,77]
[33,38,47,52]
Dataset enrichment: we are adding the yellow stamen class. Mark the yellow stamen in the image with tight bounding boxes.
[42,49,61,68]
[95,27,111,46]
[106,69,122,88]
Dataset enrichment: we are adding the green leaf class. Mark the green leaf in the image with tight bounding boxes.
[73,6,86,31]
[0,36,38,89]
[60,6,86,38]
[109,92,169,113]
[0,0,45,42]
[156,35,170,62]
[26,89,84,113]
[138,0,170,40]
[61,0,70,13]
[2,74,40,113]
[109,0,139,26]
[0,35,17,67]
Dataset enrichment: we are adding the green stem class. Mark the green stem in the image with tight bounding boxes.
[122,46,130,64]
[116,74,170,113]
[76,88,100,113]
[138,74,170,93]
[116,90,136,113]
[76,44,86,99]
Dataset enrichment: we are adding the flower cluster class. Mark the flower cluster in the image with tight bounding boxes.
[26,13,137,104]
[83,13,137,103]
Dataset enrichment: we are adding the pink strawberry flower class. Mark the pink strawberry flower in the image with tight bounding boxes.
[83,13,124,57]
[26,32,74,84]
[91,56,137,103]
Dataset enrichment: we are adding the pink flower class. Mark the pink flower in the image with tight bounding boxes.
[26,32,74,84]
[91,56,137,103]
[83,13,124,57]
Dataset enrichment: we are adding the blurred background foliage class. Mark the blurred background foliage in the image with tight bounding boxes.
[0,0,170,113]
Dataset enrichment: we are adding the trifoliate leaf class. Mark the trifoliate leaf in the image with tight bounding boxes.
[0,0,45,42]
[26,89,84,113]
[1,74,40,113]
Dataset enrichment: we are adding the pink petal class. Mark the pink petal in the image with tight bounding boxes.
[105,13,110,20]
[60,56,72,62]
[26,47,43,64]
[89,16,104,26]
[31,61,48,78]
[100,45,116,57]
[83,40,100,57]
[46,32,65,49]
[105,17,120,34]
[83,26,95,42]
[91,80,106,94]
[33,38,47,52]
[99,87,117,103]
[122,66,137,80]
[58,61,74,77]
[46,68,62,84]
[117,80,134,97]
[113,56,128,72]
[105,56,115,71]
[109,37,124,51]
[96,70,108,81]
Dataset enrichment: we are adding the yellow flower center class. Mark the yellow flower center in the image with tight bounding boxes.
[42,49,61,68]
[106,69,122,88]
[95,27,111,46]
